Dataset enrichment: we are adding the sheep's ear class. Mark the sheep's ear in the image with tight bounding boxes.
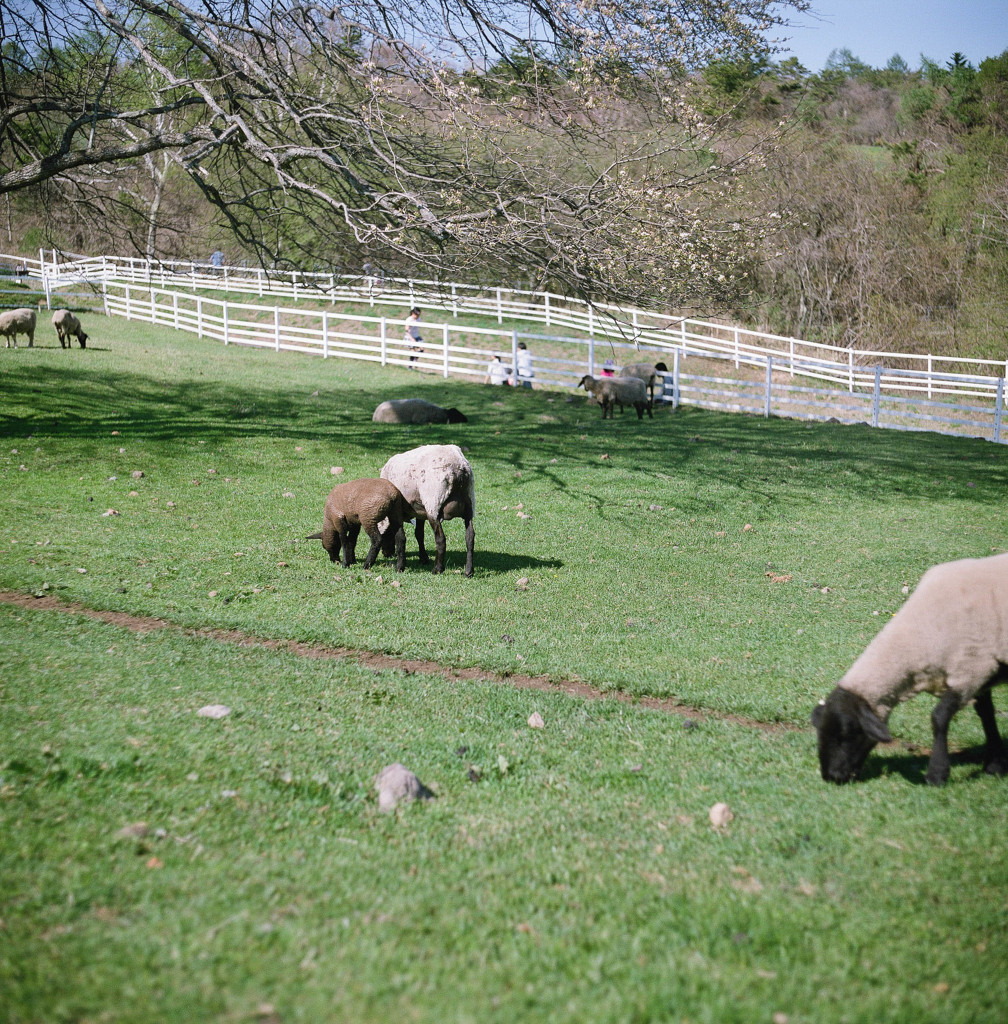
[857,703,892,744]
[811,700,826,729]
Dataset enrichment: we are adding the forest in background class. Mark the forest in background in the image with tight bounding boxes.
[3,14,1007,359]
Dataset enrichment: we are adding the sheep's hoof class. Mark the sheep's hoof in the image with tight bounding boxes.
[925,766,949,786]
[984,757,1008,776]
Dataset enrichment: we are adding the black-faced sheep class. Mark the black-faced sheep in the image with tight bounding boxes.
[0,307,36,348]
[372,399,467,424]
[619,361,668,407]
[52,309,88,349]
[812,553,1008,786]
[578,374,651,420]
[313,478,415,571]
[380,444,475,576]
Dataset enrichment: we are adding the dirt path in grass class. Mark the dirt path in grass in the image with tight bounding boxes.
[1,589,801,734]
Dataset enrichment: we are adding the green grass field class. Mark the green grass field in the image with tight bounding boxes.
[2,316,1007,1023]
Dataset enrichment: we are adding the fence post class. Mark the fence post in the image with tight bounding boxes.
[102,259,109,316]
[443,324,450,378]
[872,366,882,428]
[497,287,503,324]
[274,307,280,351]
[173,292,178,329]
[197,297,203,338]
[192,264,197,292]
[125,285,131,320]
[451,283,458,318]
[680,319,687,349]
[258,269,264,298]
[765,356,772,418]
[545,293,551,327]
[322,312,329,358]
[672,349,681,410]
[511,329,519,382]
[293,273,298,303]
[734,326,740,369]
[995,377,1004,444]
[927,354,933,399]
[849,350,854,393]
[380,317,387,366]
[789,338,795,378]
[223,301,230,345]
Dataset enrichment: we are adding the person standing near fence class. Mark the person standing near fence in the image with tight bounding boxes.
[513,341,534,388]
[405,306,424,367]
[484,353,510,385]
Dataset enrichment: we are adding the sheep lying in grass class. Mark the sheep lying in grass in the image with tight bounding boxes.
[0,307,36,348]
[812,553,1008,786]
[373,399,467,424]
[578,374,650,420]
[380,443,475,576]
[619,361,668,406]
[52,309,88,349]
[311,478,415,571]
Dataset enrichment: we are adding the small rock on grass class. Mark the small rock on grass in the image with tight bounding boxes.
[375,763,433,813]
[197,704,231,719]
[527,712,545,729]
[709,802,734,828]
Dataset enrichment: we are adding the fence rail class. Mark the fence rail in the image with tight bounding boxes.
[3,248,1006,443]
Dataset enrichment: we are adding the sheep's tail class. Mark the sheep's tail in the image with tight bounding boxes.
[305,531,323,540]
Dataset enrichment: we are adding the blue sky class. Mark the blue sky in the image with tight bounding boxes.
[772,1,1008,72]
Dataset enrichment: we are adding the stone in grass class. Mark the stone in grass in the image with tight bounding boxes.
[197,704,231,719]
[709,802,734,829]
[527,712,545,729]
[374,763,433,813]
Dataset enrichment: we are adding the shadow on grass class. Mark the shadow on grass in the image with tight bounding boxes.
[2,357,1006,506]
[863,744,997,785]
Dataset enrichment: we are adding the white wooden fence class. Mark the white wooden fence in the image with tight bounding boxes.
[3,248,1006,443]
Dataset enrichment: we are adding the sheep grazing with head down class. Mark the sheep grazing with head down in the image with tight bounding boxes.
[0,307,36,348]
[380,443,475,576]
[578,374,650,420]
[812,553,1008,786]
[312,477,415,571]
[619,361,668,407]
[52,309,88,349]
[372,398,467,424]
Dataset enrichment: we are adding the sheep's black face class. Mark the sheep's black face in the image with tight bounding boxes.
[811,688,892,784]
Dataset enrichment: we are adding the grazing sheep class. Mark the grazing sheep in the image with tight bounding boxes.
[619,361,668,407]
[0,307,36,348]
[312,478,415,571]
[52,309,88,349]
[578,374,650,420]
[812,553,1008,786]
[372,398,467,425]
[380,443,475,576]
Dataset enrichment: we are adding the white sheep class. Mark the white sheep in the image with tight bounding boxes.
[52,309,88,349]
[380,443,475,576]
[372,399,467,424]
[619,361,668,407]
[0,307,36,348]
[577,374,651,420]
[812,553,1008,786]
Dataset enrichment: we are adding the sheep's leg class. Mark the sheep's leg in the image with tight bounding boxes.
[393,526,406,572]
[414,519,430,565]
[321,519,340,563]
[463,516,474,577]
[926,690,963,786]
[635,402,644,420]
[431,520,447,574]
[974,688,1008,776]
[344,523,360,565]
[361,528,384,569]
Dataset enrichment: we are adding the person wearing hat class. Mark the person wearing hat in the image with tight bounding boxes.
[405,306,424,367]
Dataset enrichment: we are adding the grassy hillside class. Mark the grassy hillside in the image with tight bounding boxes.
[2,318,1007,1022]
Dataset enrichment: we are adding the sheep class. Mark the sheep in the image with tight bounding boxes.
[812,553,1008,786]
[578,374,651,420]
[310,478,415,571]
[372,399,467,425]
[0,307,36,348]
[52,309,88,349]
[380,443,475,576]
[619,361,668,407]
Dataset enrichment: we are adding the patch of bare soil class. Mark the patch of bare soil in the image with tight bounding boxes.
[0,590,800,734]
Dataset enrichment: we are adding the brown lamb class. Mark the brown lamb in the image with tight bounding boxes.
[314,478,415,571]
